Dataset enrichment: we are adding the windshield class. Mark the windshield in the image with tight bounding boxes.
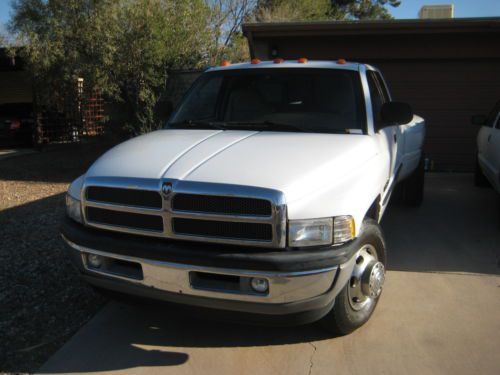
[167,68,366,134]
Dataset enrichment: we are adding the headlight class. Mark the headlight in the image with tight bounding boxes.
[288,218,333,247]
[66,194,83,223]
[288,215,355,247]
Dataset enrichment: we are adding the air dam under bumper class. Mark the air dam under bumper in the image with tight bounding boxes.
[61,218,359,324]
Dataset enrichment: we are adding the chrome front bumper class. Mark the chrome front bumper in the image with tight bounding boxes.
[63,235,338,305]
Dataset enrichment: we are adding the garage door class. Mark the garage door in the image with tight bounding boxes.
[375,60,500,172]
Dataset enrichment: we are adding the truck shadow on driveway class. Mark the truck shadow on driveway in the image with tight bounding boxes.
[38,300,331,373]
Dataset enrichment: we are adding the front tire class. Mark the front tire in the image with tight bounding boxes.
[320,219,386,335]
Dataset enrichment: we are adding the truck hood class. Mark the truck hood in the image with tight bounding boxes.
[86,129,379,202]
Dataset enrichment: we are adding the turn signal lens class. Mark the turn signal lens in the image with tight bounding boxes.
[65,194,83,224]
[220,60,231,67]
[333,216,355,244]
[273,58,284,64]
[297,57,308,64]
[251,58,261,64]
[337,58,347,65]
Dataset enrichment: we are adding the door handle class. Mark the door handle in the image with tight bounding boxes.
[488,134,492,142]
[393,134,397,143]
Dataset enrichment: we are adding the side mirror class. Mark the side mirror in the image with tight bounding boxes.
[381,102,413,126]
[471,115,486,126]
[156,101,174,122]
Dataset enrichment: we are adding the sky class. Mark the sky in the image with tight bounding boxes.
[389,0,500,19]
[1,0,500,34]
[0,0,11,25]
[0,0,11,40]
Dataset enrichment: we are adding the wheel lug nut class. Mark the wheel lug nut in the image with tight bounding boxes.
[350,277,358,287]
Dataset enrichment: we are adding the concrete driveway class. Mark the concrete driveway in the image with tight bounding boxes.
[39,174,500,375]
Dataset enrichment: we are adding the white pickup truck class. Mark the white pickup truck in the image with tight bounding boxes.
[62,60,425,334]
[473,100,500,194]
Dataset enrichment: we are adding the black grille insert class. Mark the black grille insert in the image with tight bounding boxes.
[173,218,272,241]
[172,194,272,216]
[86,207,163,232]
[86,187,162,209]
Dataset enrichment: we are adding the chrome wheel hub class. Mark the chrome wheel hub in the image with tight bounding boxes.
[348,244,385,311]
[362,261,385,298]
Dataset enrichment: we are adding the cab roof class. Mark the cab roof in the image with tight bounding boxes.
[207,60,362,72]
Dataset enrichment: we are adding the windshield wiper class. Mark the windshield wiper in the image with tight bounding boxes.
[223,120,305,132]
[170,120,304,132]
[168,120,225,130]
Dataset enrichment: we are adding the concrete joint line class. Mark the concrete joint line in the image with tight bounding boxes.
[308,342,317,375]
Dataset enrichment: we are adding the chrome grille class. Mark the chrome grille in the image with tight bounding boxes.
[82,178,286,248]
[172,218,273,241]
[172,194,272,216]
[86,207,163,232]
[86,186,162,209]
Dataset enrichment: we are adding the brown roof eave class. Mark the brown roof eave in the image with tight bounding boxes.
[242,17,500,38]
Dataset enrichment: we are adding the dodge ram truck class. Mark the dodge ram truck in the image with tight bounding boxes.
[62,59,425,334]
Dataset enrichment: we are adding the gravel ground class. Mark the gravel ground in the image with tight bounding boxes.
[0,143,113,374]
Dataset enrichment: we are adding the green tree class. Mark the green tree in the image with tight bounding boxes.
[107,0,212,133]
[207,0,256,63]
[330,0,401,20]
[10,0,213,135]
[255,0,331,22]
[255,0,400,21]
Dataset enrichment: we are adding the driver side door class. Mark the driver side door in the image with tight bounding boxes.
[367,71,402,181]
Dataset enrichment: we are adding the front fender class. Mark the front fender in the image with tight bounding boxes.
[286,155,387,237]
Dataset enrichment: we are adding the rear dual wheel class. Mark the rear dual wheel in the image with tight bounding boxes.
[474,154,490,188]
[402,155,425,206]
[320,219,386,335]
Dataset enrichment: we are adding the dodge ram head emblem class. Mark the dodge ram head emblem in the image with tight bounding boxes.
[162,182,173,197]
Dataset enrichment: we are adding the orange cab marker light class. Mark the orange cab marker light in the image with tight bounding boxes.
[273,58,284,64]
[297,57,308,64]
[337,58,347,65]
[251,58,261,64]
[220,60,231,67]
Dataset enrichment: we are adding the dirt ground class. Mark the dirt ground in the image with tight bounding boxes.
[0,143,113,373]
